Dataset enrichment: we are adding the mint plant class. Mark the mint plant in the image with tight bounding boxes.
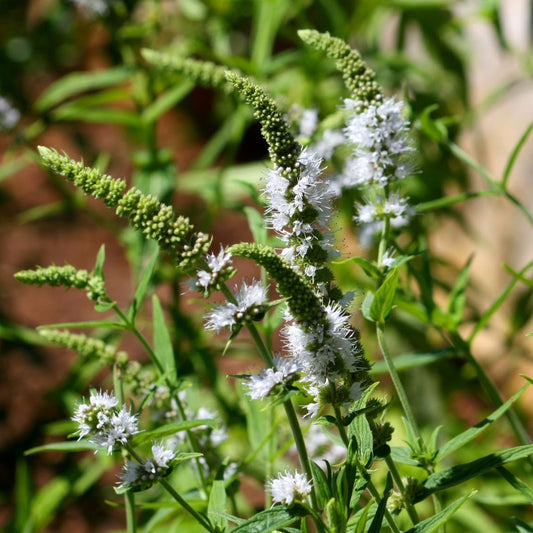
[10,26,533,533]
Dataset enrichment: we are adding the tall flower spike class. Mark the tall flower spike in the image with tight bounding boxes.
[15,264,105,301]
[37,147,210,272]
[225,72,301,179]
[39,329,128,367]
[142,50,240,94]
[298,29,383,111]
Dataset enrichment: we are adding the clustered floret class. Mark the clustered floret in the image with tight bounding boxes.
[205,280,268,333]
[118,442,176,492]
[267,470,313,505]
[72,390,139,454]
[190,247,234,296]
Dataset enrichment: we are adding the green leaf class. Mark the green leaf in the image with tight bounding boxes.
[27,477,71,531]
[343,256,382,279]
[389,446,420,467]
[208,479,228,531]
[310,461,332,508]
[142,80,195,124]
[243,206,268,246]
[496,466,533,502]
[132,419,217,445]
[129,247,159,321]
[503,121,533,187]
[415,445,533,502]
[152,294,177,382]
[351,412,373,466]
[25,440,100,455]
[368,473,393,533]
[370,267,399,323]
[512,518,533,532]
[361,291,375,322]
[436,384,529,461]
[231,505,307,533]
[36,66,134,111]
[0,151,34,184]
[370,349,454,374]
[406,491,474,533]
[93,244,106,278]
[51,105,140,126]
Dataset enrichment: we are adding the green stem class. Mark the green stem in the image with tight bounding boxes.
[159,478,213,532]
[125,444,212,531]
[376,323,423,446]
[124,491,137,533]
[384,455,420,525]
[283,400,325,533]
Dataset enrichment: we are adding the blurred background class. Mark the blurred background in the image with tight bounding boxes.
[1,0,533,531]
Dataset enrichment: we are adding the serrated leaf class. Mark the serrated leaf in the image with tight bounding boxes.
[231,504,307,533]
[436,384,529,461]
[25,440,100,455]
[35,66,134,111]
[352,412,373,466]
[370,267,399,323]
[310,461,332,508]
[415,445,533,502]
[132,419,217,445]
[406,491,473,533]
[152,294,177,382]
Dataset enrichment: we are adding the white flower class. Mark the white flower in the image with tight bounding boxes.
[246,357,300,400]
[205,280,267,332]
[72,390,139,454]
[151,442,176,469]
[192,247,233,295]
[312,129,345,160]
[0,97,20,131]
[267,471,312,505]
[381,249,396,269]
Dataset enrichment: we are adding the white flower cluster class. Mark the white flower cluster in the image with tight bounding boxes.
[333,97,415,235]
[191,247,234,296]
[267,470,312,505]
[264,148,337,279]
[245,357,300,400]
[72,390,139,454]
[283,304,363,417]
[118,442,176,491]
[305,424,346,466]
[205,280,267,332]
[0,97,20,131]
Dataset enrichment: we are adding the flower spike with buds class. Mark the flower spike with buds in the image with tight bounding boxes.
[142,50,240,94]
[37,147,210,272]
[39,329,128,367]
[298,29,383,110]
[15,264,105,301]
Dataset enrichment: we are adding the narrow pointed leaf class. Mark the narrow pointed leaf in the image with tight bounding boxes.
[415,445,533,501]
[25,440,100,455]
[370,267,399,323]
[436,384,529,461]
[132,419,217,445]
[231,504,307,533]
[368,473,393,533]
[208,479,228,530]
[129,247,159,321]
[152,294,177,382]
[406,491,473,532]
